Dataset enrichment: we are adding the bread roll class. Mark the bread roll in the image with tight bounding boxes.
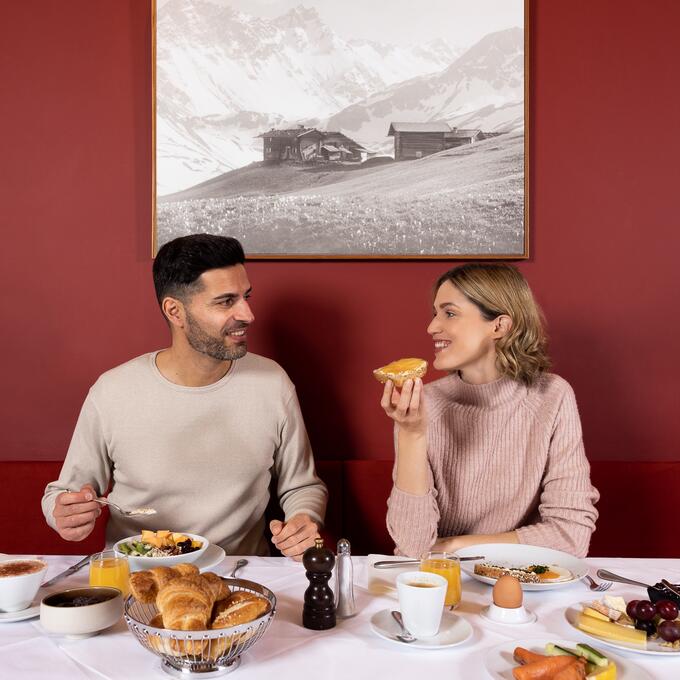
[373,358,427,387]
[211,591,270,629]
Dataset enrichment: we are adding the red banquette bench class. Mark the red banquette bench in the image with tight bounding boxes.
[1,460,676,558]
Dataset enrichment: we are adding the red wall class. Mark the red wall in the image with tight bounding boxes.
[1,1,678,464]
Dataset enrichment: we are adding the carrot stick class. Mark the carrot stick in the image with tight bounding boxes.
[553,659,587,680]
[512,656,577,680]
[513,647,547,665]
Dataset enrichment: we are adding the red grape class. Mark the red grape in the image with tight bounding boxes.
[626,599,640,619]
[658,620,680,643]
[635,619,657,636]
[635,600,656,621]
[655,599,679,621]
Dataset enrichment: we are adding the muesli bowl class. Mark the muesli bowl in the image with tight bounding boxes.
[124,578,276,678]
[113,532,209,571]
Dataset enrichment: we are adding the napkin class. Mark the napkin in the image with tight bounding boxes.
[366,554,416,598]
[1,637,93,679]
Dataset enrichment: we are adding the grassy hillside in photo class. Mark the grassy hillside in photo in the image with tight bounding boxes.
[157,132,525,256]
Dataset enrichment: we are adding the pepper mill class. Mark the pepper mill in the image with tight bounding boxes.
[335,538,357,618]
[302,537,336,630]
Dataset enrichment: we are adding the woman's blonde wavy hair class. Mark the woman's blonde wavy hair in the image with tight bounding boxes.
[435,263,551,386]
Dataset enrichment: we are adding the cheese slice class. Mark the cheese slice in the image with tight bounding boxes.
[583,606,610,622]
[577,612,647,646]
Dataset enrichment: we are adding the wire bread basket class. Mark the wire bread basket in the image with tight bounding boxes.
[124,577,276,678]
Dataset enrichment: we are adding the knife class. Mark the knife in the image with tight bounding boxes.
[373,555,485,569]
[41,554,92,588]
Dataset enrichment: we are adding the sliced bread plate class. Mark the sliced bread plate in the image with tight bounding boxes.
[456,544,587,591]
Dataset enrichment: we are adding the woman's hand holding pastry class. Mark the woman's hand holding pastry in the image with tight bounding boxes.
[270,514,320,561]
[381,378,427,437]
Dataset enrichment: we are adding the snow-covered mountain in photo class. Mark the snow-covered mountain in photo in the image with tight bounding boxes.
[325,27,524,155]
[157,0,462,194]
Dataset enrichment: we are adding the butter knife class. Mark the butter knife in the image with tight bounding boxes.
[41,554,92,588]
[373,555,484,568]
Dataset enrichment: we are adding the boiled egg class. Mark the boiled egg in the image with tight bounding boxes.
[492,575,523,609]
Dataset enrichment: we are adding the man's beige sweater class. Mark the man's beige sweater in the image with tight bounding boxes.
[42,352,327,555]
[387,372,599,558]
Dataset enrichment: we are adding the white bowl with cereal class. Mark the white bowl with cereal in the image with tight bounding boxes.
[113,531,209,571]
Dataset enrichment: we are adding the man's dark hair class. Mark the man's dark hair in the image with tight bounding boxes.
[153,234,245,306]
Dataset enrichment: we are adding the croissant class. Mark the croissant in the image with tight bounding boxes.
[129,563,200,604]
[156,575,217,655]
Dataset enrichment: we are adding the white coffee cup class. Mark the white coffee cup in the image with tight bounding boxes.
[0,558,48,612]
[396,570,447,637]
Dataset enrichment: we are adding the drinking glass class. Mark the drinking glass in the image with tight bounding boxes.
[89,550,130,596]
[420,551,461,608]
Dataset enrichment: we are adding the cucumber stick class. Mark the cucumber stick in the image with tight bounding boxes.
[576,643,609,667]
[545,643,579,657]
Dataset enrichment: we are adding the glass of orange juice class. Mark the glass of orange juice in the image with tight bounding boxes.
[420,552,461,608]
[89,550,130,596]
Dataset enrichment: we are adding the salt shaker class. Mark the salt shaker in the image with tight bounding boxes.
[335,538,357,618]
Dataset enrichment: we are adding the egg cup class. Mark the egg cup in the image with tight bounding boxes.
[480,602,537,625]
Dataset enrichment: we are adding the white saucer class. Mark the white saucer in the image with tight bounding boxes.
[195,543,226,572]
[0,600,40,623]
[370,608,473,649]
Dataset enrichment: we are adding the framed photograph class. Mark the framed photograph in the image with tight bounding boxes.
[153,0,528,259]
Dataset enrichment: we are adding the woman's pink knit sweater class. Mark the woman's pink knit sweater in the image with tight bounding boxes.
[386,372,599,558]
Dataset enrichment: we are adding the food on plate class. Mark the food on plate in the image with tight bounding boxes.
[117,530,203,557]
[512,643,616,680]
[493,575,523,609]
[474,562,573,584]
[579,595,680,648]
[372,358,427,387]
[576,610,647,646]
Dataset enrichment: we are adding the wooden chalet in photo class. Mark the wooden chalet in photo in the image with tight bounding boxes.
[258,126,365,164]
[258,127,323,163]
[388,121,483,160]
[445,128,482,148]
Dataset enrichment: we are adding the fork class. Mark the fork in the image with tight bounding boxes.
[391,610,416,643]
[582,574,612,592]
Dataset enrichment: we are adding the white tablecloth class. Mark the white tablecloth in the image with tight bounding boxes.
[2,555,678,679]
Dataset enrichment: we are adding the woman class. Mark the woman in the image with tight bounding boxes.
[382,263,598,558]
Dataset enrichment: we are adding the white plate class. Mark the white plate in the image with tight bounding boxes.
[370,608,472,649]
[565,605,680,656]
[456,544,588,590]
[0,600,40,623]
[194,543,226,573]
[483,638,652,679]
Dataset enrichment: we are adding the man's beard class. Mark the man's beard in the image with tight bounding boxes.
[185,311,247,361]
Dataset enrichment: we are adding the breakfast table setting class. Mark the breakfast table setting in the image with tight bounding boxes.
[2,547,679,679]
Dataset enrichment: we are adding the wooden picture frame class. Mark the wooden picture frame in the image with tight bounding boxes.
[152,0,528,259]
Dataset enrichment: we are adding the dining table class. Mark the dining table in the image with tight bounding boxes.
[1,554,678,679]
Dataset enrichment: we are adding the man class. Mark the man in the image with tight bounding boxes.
[41,234,327,558]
